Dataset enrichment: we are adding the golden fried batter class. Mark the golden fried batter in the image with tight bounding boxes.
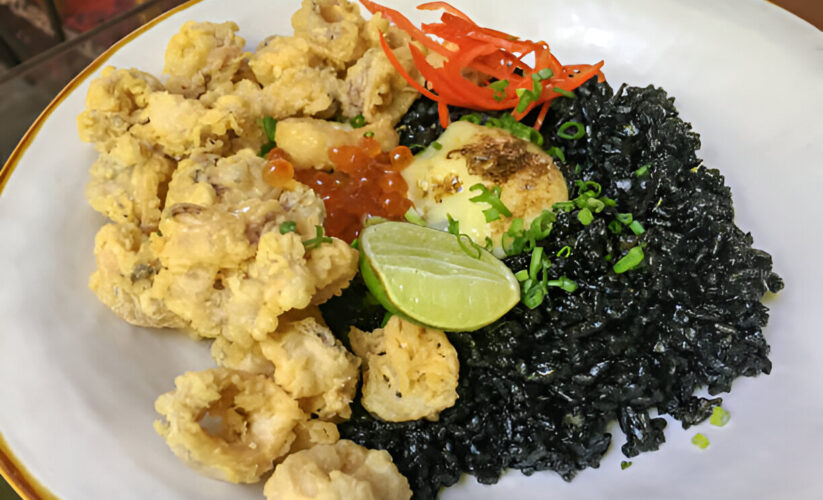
[350,316,459,422]
[154,368,305,483]
[263,440,411,500]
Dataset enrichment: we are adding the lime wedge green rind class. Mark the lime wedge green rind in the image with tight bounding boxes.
[359,222,520,332]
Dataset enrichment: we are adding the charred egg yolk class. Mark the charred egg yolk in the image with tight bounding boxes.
[401,121,569,256]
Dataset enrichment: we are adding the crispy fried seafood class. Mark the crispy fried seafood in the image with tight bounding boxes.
[263,440,412,500]
[154,368,305,483]
[350,316,459,422]
[79,0,434,495]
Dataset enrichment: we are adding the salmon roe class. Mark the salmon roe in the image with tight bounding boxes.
[295,138,414,242]
[262,148,295,188]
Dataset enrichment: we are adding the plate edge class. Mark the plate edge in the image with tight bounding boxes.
[0,3,205,498]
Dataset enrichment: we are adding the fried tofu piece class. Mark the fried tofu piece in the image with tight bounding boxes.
[349,316,459,422]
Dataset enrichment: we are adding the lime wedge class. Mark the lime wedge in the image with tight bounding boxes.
[359,221,520,331]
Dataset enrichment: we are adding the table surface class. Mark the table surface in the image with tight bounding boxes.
[0,1,819,499]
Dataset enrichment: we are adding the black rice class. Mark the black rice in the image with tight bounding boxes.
[321,79,783,499]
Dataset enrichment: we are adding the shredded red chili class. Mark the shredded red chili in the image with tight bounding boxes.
[361,0,605,131]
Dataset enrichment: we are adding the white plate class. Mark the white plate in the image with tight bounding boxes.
[1,0,822,499]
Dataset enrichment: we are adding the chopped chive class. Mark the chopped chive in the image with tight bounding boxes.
[469,183,512,222]
[262,116,277,142]
[621,461,633,470]
[489,79,509,101]
[537,68,554,80]
[629,220,645,235]
[556,245,571,258]
[691,433,710,449]
[608,220,623,234]
[710,406,730,427]
[350,114,366,128]
[460,113,483,124]
[553,87,576,98]
[616,213,633,225]
[613,246,644,273]
[558,121,586,140]
[521,280,545,309]
[546,146,566,162]
[279,221,297,234]
[303,225,333,249]
[457,233,482,259]
[514,270,529,281]
[529,247,545,279]
[552,201,575,212]
[446,214,460,236]
[547,276,578,293]
[363,130,375,138]
[404,207,426,226]
[635,164,650,177]
[432,141,443,150]
[577,207,594,226]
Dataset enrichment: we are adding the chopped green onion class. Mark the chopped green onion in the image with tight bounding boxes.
[489,79,509,101]
[350,238,359,249]
[552,201,575,212]
[537,68,554,80]
[350,114,366,128]
[521,280,545,309]
[303,225,333,250]
[262,116,277,142]
[553,87,576,98]
[691,433,710,450]
[404,207,426,226]
[546,146,566,162]
[529,247,545,280]
[635,164,650,177]
[577,207,594,226]
[629,220,645,235]
[558,121,585,140]
[469,183,512,222]
[608,220,623,234]
[710,406,730,427]
[484,237,494,251]
[460,113,483,124]
[616,213,633,225]
[621,461,633,470]
[514,270,529,281]
[613,246,644,274]
[381,311,393,327]
[279,221,297,234]
[575,180,602,197]
[502,217,526,255]
[485,117,502,128]
[586,197,606,213]
[432,141,443,150]
[363,130,375,138]
[547,276,578,293]
[528,210,555,241]
[556,246,571,258]
[446,214,460,235]
[457,233,482,259]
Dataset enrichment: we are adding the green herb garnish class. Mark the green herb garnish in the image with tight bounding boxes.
[691,433,710,450]
[635,164,650,177]
[404,207,427,227]
[613,246,644,273]
[558,121,585,140]
[621,461,633,470]
[432,141,443,150]
[350,114,366,128]
[469,183,512,222]
[629,220,645,235]
[446,214,460,235]
[279,221,297,234]
[489,79,509,102]
[303,225,333,249]
[456,233,482,259]
[546,146,566,162]
[556,245,571,258]
[363,130,375,138]
[710,406,730,427]
[258,116,278,157]
[546,275,578,293]
[577,207,594,226]
[553,87,576,98]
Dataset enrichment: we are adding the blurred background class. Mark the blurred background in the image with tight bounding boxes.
[0,0,188,167]
[0,0,820,499]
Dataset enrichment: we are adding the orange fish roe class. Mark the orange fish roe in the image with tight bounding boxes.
[262,148,295,188]
[295,138,414,243]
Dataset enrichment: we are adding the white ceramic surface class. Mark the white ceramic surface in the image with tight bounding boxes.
[1,0,822,498]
